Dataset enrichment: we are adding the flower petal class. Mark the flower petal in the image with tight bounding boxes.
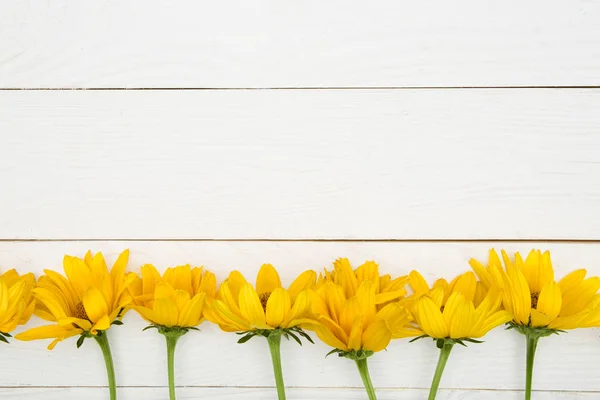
[83,287,109,324]
[266,288,291,328]
[362,319,391,352]
[239,283,269,329]
[256,264,282,295]
[415,297,447,339]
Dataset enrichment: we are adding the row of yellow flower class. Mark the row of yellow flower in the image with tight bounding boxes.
[1,249,599,400]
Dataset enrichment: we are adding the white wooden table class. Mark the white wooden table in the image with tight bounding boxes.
[1,1,599,398]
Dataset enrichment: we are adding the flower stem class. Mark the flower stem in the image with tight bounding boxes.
[166,335,181,400]
[267,332,286,400]
[355,358,377,400]
[428,341,454,400]
[94,333,117,400]
[525,334,540,400]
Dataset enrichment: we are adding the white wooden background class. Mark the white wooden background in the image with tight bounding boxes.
[1,1,600,399]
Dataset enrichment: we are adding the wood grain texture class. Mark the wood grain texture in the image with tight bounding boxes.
[0,387,595,400]
[0,241,599,392]
[1,1,600,88]
[1,89,600,240]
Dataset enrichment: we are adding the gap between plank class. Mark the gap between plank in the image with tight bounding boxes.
[1,239,600,243]
[1,86,600,91]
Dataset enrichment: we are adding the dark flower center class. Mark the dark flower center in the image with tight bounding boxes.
[259,292,271,311]
[531,292,540,309]
[74,302,90,321]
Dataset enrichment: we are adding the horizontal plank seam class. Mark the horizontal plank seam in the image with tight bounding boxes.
[2,86,600,91]
[1,386,598,393]
[1,239,600,243]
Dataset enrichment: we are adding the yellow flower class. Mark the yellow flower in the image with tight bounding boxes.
[0,269,36,337]
[131,264,216,328]
[470,249,600,330]
[16,250,137,349]
[205,264,316,332]
[310,259,417,353]
[319,258,409,307]
[409,270,512,340]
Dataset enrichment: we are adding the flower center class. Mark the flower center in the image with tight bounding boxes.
[531,292,540,309]
[259,292,271,311]
[74,302,90,321]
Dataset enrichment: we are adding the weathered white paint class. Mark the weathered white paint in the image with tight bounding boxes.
[0,241,599,395]
[1,90,600,240]
[1,1,600,88]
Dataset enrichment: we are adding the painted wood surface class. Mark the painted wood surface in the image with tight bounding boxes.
[1,1,600,88]
[0,241,598,396]
[0,387,595,399]
[2,89,600,240]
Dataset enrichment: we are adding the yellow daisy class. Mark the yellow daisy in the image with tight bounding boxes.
[0,269,35,341]
[205,264,316,400]
[309,259,415,400]
[130,263,216,400]
[16,250,137,400]
[470,249,600,400]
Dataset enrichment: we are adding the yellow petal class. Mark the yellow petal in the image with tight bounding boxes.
[449,301,475,339]
[362,319,392,352]
[538,251,555,291]
[355,261,380,291]
[333,258,358,298]
[178,293,205,327]
[133,306,157,324]
[347,317,363,350]
[282,290,310,327]
[451,272,477,303]
[155,282,175,300]
[266,288,291,328]
[314,324,348,351]
[140,264,161,296]
[415,297,447,339]
[153,298,179,327]
[170,265,193,294]
[239,283,269,329]
[530,309,552,327]
[34,288,68,320]
[256,264,282,295]
[558,269,586,294]
[561,277,600,316]
[15,324,81,342]
[474,310,513,338]
[505,263,531,325]
[92,315,111,331]
[211,299,252,331]
[409,270,429,295]
[536,282,561,321]
[339,297,362,335]
[287,270,316,301]
[83,287,109,323]
[173,290,191,312]
[324,283,346,322]
[198,270,217,298]
[520,250,541,293]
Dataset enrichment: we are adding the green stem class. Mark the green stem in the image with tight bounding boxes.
[355,358,377,400]
[428,341,454,400]
[525,334,539,400]
[166,335,180,400]
[94,333,117,400]
[267,333,286,400]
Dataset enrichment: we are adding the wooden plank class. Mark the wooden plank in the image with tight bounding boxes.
[0,240,599,391]
[1,90,600,240]
[0,387,595,400]
[1,1,600,88]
